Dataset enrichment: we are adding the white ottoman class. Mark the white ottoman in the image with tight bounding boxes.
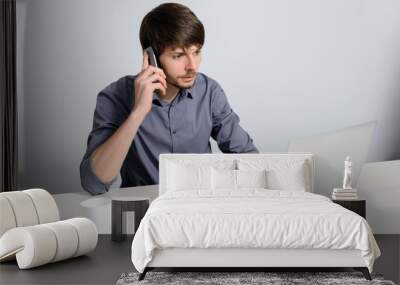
[0,189,98,269]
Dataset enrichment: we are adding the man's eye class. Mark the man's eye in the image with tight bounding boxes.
[173,54,183,59]
[195,50,201,55]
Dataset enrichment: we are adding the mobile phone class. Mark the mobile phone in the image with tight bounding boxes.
[144,46,162,96]
[144,47,159,68]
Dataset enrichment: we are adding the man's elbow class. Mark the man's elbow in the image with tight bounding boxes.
[80,179,107,196]
[243,138,259,153]
[244,146,259,154]
[79,158,109,196]
[247,148,259,153]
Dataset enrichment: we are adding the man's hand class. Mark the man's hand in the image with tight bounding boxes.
[133,51,167,116]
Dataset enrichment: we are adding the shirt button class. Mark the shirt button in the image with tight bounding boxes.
[172,130,177,134]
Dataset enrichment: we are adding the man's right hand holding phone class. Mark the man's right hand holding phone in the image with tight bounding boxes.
[133,51,167,117]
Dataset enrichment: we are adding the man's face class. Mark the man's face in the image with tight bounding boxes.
[159,44,202,89]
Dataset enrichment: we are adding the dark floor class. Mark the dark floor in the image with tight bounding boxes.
[0,235,134,285]
[374,234,400,284]
[0,235,398,285]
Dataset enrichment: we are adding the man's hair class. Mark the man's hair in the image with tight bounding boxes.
[139,3,205,56]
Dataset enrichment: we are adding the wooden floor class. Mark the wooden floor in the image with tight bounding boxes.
[0,235,398,285]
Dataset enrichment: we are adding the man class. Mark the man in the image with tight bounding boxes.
[80,3,259,195]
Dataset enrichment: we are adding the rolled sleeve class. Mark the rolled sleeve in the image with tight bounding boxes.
[80,156,117,195]
[79,78,131,195]
[210,84,259,153]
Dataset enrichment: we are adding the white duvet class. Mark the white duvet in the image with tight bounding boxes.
[131,189,381,273]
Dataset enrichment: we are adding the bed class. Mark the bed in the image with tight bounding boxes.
[131,153,381,281]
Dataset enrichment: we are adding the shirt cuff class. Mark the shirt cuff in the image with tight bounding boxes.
[80,157,117,195]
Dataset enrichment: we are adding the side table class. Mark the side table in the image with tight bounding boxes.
[332,199,366,219]
[111,197,150,242]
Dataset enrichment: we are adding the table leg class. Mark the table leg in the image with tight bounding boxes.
[112,200,124,241]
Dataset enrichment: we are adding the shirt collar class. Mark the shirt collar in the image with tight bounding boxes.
[181,87,194,99]
[152,79,195,105]
[152,92,164,106]
[180,74,197,99]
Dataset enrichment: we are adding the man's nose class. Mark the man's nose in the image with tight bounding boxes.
[186,56,196,70]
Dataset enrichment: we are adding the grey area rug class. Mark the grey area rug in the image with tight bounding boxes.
[116,271,396,285]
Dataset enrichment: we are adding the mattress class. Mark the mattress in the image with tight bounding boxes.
[131,189,381,273]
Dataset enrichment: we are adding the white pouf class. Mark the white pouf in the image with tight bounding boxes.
[0,189,98,269]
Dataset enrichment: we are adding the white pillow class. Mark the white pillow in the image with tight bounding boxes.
[211,168,237,190]
[236,169,268,189]
[211,168,268,190]
[237,158,308,191]
[267,163,307,191]
[167,162,212,192]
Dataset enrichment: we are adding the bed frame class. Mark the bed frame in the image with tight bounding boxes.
[138,248,371,280]
[138,153,372,281]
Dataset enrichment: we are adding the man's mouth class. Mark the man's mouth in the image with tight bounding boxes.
[180,73,196,79]
[181,76,194,82]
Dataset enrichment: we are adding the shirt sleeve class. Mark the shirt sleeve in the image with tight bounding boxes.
[79,78,132,195]
[210,83,259,153]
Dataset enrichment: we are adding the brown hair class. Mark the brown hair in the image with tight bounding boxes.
[139,3,205,56]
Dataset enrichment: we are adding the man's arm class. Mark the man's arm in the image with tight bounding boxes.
[80,53,167,195]
[210,83,259,153]
[89,111,146,184]
[79,85,144,195]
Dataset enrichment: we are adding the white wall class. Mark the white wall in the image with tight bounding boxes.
[357,160,400,234]
[289,122,376,197]
[16,0,400,194]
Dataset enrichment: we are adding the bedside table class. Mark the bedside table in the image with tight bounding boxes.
[332,199,366,218]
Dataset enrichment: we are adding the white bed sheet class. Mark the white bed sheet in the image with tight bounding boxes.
[131,189,380,273]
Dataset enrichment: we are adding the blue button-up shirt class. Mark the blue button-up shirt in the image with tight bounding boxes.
[80,72,259,195]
